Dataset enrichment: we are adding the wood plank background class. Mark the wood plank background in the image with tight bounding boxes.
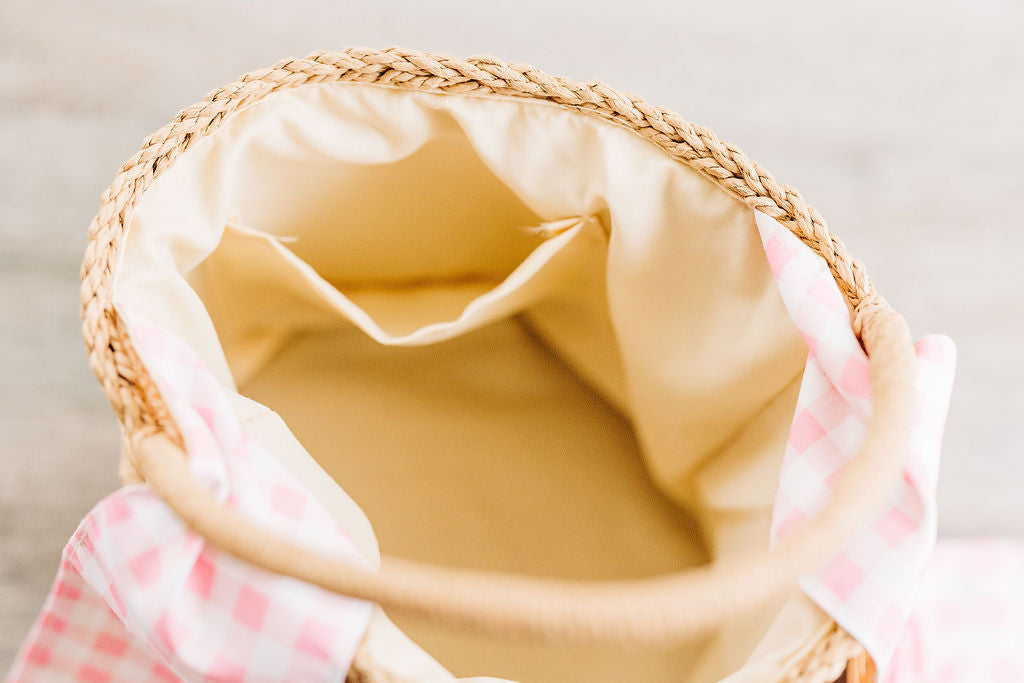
[1,0,1021,669]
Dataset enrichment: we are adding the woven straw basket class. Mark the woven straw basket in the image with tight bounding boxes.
[78,47,918,682]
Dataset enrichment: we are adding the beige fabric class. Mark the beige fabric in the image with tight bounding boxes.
[115,82,832,681]
[354,606,514,683]
[721,596,839,683]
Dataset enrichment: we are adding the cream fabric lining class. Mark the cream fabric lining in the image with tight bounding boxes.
[116,83,835,682]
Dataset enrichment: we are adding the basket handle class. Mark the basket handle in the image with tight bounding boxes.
[126,295,915,648]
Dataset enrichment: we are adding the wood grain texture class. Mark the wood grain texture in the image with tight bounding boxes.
[1,0,1021,669]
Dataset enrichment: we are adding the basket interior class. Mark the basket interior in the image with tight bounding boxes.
[116,82,818,682]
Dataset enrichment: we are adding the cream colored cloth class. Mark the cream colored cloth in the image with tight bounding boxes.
[114,82,825,682]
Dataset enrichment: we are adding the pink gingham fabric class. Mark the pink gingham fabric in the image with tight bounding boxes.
[756,210,956,679]
[8,554,180,682]
[9,210,961,682]
[7,309,373,682]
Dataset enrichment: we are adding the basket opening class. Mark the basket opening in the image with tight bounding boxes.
[117,82,813,682]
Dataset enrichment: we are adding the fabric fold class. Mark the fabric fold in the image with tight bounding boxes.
[8,310,375,682]
[757,210,956,677]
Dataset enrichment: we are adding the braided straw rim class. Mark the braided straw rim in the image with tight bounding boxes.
[81,47,900,682]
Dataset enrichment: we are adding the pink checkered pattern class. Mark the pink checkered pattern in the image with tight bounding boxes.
[8,556,179,682]
[756,210,956,679]
[886,538,1024,682]
[7,309,373,682]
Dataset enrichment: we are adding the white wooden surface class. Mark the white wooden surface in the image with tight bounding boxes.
[2,0,1022,668]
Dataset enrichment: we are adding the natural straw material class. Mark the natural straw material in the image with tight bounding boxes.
[786,623,868,683]
[80,47,906,682]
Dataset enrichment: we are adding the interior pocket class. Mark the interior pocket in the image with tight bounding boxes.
[194,214,605,386]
